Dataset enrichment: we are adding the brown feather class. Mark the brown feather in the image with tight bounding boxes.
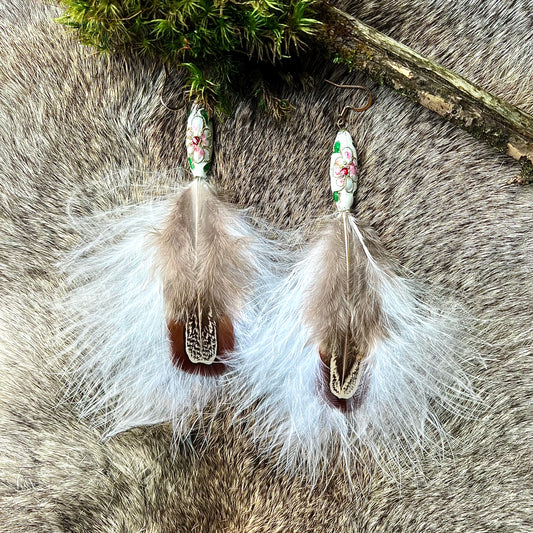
[154,180,252,372]
[305,215,389,402]
[154,181,253,320]
[168,314,234,376]
[317,353,348,412]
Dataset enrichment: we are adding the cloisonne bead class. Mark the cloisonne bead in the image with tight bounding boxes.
[330,130,358,211]
[186,106,213,179]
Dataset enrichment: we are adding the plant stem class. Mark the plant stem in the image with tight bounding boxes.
[315,3,533,171]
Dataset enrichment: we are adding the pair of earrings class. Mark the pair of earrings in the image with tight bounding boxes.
[61,93,477,482]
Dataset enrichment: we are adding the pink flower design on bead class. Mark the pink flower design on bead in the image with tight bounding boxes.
[186,114,211,163]
[333,146,357,194]
[334,158,350,178]
[330,130,358,208]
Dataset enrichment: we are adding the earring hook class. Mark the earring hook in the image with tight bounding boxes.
[325,80,373,129]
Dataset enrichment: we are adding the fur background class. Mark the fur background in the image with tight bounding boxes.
[0,0,531,531]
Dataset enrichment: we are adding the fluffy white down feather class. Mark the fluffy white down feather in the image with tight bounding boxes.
[58,189,280,439]
[59,193,479,480]
[230,215,480,483]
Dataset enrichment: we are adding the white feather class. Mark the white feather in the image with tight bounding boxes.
[230,214,480,483]
[58,188,280,439]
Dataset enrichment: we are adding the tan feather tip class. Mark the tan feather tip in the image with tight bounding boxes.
[317,349,367,411]
[167,315,234,377]
[317,354,349,412]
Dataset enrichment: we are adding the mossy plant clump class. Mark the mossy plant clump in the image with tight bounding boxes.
[56,0,319,114]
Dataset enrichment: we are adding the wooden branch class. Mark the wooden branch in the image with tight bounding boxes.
[314,3,533,176]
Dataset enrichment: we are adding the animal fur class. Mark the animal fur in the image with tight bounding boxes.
[0,0,532,531]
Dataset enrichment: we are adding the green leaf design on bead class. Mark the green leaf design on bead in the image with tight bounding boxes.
[200,109,209,123]
[333,141,340,153]
[333,191,339,202]
[204,162,211,174]
[188,157,195,170]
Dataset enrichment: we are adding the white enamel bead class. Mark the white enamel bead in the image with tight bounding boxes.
[330,130,358,211]
[186,105,213,179]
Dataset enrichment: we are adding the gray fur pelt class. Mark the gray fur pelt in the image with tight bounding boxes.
[0,0,531,531]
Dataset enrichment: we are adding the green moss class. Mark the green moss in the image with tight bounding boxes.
[56,0,320,114]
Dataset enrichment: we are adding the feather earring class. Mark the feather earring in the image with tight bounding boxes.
[60,104,275,438]
[233,87,479,482]
[161,107,235,376]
